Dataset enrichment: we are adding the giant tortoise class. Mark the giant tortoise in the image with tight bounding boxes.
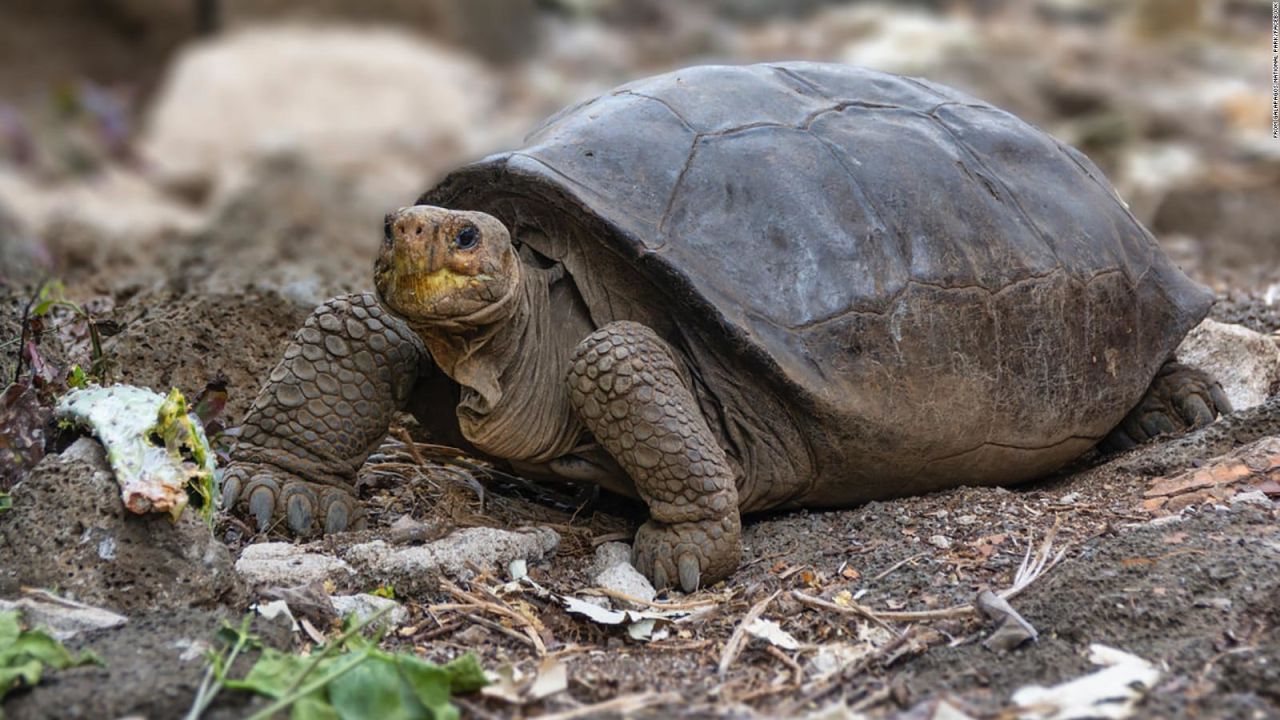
[223,62,1228,590]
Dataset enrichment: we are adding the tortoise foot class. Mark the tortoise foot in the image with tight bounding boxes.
[223,463,365,536]
[1101,362,1232,452]
[632,516,741,592]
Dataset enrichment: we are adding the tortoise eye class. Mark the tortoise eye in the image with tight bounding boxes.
[454,227,479,250]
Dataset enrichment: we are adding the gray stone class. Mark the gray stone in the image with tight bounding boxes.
[1229,490,1273,507]
[0,439,244,614]
[329,593,408,626]
[0,596,128,641]
[234,542,356,589]
[343,526,559,594]
[590,542,656,608]
[1177,319,1280,411]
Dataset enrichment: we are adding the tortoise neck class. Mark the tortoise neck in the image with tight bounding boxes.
[413,261,535,402]
[415,264,586,463]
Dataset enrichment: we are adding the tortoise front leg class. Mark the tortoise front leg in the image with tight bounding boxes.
[223,292,426,535]
[567,321,742,591]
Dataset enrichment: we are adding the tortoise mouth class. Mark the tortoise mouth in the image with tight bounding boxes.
[375,260,495,319]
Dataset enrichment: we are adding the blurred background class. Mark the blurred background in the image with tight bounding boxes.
[0,0,1276,378]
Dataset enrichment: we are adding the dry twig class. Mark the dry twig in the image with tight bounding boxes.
[578,587,723,610]
[718,590,779,676]
[437,579,546,656]
[533,692,681,720]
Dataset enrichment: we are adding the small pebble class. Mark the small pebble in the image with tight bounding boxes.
[928,535,952,549]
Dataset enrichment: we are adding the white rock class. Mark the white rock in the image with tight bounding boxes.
[928,534,952,549]
[1177,319,1280,411]
[589,542,655,608]
[590,541,632,574]
[329,594,408,626]
[1115,143,1202,224]
[0,597,128,641]
[838,7,978,75]
[0,168,202,247]
[1229,490,1273,507]
[235,542,356,588]
[139,24,500,202]
[344,527,559,592]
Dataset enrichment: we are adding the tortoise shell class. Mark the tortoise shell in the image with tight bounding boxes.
[421,62,1210,505]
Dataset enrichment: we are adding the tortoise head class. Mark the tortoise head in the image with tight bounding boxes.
[374,206,520,323]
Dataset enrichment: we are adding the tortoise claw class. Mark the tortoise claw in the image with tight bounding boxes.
[285,489,317,535]
[248,484,276,532]
[651,564,670,591]
[226,463,360,537]
[221,469,243,510]
[324,498,351,534]
[677,553,701,593]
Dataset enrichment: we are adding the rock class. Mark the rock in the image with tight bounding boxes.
[1229,490,1273,507]
[235,542,356,589]
[590,541,632,574]
[0,439,244,614]
[329,593,408,626]
[139,25,501,204]
[344,526,559,594]
[236,527,559,596]
[0,168,202,273]
[590,542,656,607]
[928,535,953,549]
[837,6,979,75]
[454,624,490,645]
[1176,319,1280,410]
[0,608,291,720]
[0,595,128,641]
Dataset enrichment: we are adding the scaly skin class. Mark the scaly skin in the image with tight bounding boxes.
[223,292,424,535]
[1100,361,1231,453]
[566,321,742,591]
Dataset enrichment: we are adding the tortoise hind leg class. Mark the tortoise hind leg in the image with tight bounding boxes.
[1100,361,1231,453]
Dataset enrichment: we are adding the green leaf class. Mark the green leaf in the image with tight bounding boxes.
[0,658,46,696]
[0,491,10,513]
[0,611,19,648]
[227,648,311,697]
[396,656,455,720]
[0,609,100,704]
[441,655,487,694]
[328,654,426,720]
[291,694,341,720]
[66,365,88,390]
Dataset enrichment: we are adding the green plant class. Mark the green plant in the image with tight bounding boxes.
[186,609,486,720]
[0,610,101,712]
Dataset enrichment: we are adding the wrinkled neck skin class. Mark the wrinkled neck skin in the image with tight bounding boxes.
[406,262,586,463]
